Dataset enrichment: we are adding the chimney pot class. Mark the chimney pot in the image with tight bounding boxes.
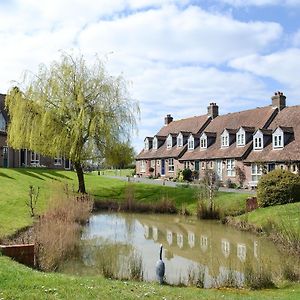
[207,102,219,119]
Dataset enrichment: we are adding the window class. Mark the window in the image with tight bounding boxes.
[273,134,283,148]
[167,135,172,149]
[237,133,245,146]
[168,158,174,172]
[200,137,207,149]
[177,133,183,147]
[221,133,229,147]
[254,137,263,149]
[184,161,190,169]
[144,139,149,150]
[54,157,62,166]
[237,243,246,262]
[151,160,155,168]
[188,136,194,150]
[31,152,40,165]
[140,160,145,172]
[251,164,262,182]
[221,239,230,258]
[153,137,158,150]
[226,159,235,176]
[0,113,6,131]
[200,235,208,252]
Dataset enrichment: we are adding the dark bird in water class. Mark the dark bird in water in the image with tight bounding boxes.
[156,244,165,284]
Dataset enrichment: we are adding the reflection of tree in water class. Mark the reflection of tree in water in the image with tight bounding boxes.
[124,215,136,241]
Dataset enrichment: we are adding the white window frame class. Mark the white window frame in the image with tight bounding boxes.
[251,164,262,182]
[140,160,145,172]
[167,134,173,149]
[151,160,155,168]
[237,243,246,262]
[253,130,264,150]
[54,156,62,166]
[168,158,174,172]
[236,128,245,147]
[0,113,6,131]
[177,133,183,147]
[226,159,235,177]
[200,134,207,149]
[272,128,284,149]
[31,152,40,166]
[153,137,158,150]
[221,131,229,148]
[184,161,190,169]
[144,138,149,151]
[188,135,194,150]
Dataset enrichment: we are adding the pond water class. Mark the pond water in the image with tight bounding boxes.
[59,212,291,287]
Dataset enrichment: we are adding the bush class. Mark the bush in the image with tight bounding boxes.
[257,169,300,207]
[182,168,193,181]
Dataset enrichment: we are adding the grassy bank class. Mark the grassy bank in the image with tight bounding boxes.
[1,255,300,300]
[0,168,250,238]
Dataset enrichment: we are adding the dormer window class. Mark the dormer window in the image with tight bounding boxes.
[253,130,264,150]
[200,134,207,149]
[188,135,194,150]
[272,128,284,149]
[0,113,6,131]
[177,133,183,147]
[221,132,229,148]
[236,128,245,147]
[153,137,158,150]
[144,139,149,151]
[167,134,173,149]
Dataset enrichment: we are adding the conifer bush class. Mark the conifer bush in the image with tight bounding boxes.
[257,169,300,207]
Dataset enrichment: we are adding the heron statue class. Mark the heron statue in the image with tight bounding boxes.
[156,244,165,284]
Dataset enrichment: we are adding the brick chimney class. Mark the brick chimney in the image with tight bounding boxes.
[207,102,219,119]
[272,91,286,111]
[164,114,173,125]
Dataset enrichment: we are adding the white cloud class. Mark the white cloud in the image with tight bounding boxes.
[229,48,300,89]
[78,5,282,64]
[221,0,300,6]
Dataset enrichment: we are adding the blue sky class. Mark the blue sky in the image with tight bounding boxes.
[0,0,299,151]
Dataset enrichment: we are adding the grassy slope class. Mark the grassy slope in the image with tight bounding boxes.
[1,255,300,300]
[0,168,250,238]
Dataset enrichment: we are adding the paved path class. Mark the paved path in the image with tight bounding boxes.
[103,175,256,194]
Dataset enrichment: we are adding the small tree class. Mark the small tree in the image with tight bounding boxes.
[235,166,246,187]
[6,53,139,193]
[26,185,40,217]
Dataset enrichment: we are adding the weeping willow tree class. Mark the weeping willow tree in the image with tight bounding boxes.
[6,53,139,193]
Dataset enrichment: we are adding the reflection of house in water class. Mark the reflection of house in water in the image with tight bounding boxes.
[221,239,230,258]
[177,233,184,248]
[237,243,246,262]
[144,225,149,239]
[200,235,208,252]
[167,230,173,245]
[136,214,282,279]
[152,227,158,241]
[188,231,195,248]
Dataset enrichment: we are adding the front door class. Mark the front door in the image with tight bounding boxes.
[3,146,8,167]
[216,160,223,180]
[20,149,27,167]
[161,159,165,176]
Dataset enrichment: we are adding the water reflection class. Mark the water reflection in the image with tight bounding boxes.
[59,212,293,287]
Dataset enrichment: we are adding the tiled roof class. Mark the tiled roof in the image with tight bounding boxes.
[136,114,211,160]
[137,143,187,159]
[245,106,300,162]
[180,105,277,161]
[156,115,211,136]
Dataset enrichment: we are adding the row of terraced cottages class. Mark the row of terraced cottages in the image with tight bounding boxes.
[0,93,71,169]
[136,92,300,188]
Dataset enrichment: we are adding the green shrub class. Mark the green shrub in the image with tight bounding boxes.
[182,168,193,181]
[257,169,300,207]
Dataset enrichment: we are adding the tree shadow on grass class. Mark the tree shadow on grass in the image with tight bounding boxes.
[13,169,45,181]
[0,171,15,179]
[39,169,73,180]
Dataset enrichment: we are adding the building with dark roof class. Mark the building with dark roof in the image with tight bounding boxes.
[136,92,299,187]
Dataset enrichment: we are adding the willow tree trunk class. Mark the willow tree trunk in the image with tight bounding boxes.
[74,162,86,194]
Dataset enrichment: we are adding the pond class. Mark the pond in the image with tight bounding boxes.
[59,212,291,287]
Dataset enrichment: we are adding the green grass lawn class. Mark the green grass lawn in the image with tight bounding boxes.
[236,202,300,233]
[1,255,300,300]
